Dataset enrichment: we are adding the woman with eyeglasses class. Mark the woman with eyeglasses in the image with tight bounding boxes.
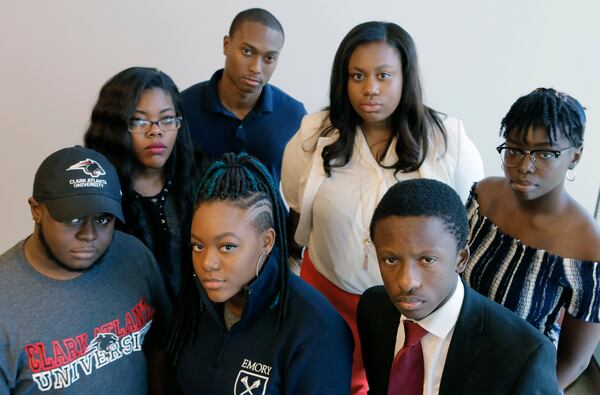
[462,87,600,390]
[85,67,203,302]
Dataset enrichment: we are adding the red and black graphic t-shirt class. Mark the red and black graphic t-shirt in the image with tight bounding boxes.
[0,232,171,394]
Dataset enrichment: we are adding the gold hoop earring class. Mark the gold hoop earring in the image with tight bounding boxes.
[566,169,576,182]
[255,251,267,277]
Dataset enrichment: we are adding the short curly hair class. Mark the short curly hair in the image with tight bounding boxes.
[370,178,468,249]
[501,87,586,147]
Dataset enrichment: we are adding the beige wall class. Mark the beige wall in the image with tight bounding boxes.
[1,0,599,250]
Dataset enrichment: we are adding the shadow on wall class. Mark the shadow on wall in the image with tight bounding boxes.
[595,187,600,221]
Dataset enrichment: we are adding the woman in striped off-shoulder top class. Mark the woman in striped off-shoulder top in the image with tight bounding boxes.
[463,88,600,391]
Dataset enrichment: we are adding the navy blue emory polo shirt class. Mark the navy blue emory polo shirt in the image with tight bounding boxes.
[181,69,307,184]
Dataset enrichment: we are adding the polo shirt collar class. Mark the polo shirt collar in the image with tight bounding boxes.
[203,69,274,115]
[202,69,225,113]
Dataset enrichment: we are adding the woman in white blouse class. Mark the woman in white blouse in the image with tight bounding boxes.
[282,21,483,394]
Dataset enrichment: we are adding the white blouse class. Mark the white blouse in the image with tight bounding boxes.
[282,111,483,294]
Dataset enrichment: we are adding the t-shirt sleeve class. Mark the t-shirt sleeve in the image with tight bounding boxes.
[0,244,23,392]
[0,345,11,393]
[563,259,600,322]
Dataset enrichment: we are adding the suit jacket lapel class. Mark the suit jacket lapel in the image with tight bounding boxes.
[383,296,401,374]
[438,283,483,394]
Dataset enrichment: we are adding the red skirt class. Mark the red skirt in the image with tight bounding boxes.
[301,252,369,395]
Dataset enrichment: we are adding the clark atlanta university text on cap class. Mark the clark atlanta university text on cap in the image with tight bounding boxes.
[33,146,125,222]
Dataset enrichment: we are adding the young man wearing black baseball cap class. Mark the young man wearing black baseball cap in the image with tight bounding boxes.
[0,146,171,394]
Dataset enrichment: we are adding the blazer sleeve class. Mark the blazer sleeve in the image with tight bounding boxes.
[358,288,397,395]
[512,340,560,395]
[357,293,373,385]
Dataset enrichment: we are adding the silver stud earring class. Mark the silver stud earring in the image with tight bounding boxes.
[566,169,576,182]
[255,251,267,277]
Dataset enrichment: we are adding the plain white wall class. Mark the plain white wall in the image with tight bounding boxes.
[1,0,599,251]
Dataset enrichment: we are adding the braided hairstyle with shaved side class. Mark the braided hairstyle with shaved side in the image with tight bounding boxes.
[168,152,289,364]
[501,87,586,146]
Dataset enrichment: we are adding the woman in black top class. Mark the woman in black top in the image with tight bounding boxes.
[85,67,202,302]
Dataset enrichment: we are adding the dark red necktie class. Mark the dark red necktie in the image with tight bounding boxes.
[387,320,428,395]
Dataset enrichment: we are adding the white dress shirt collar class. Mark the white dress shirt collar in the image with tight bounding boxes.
[406,276,465,339]
[394,276,465,395]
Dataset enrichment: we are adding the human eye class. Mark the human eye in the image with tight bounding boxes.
[191,242,204,253]
[382,256,398,266]
[160,116,176,124]
[421,256,438,265]
[506,147,523,157]
[265,54,278,64]
[378,72,391,80]
[536,150,555,161]
[65,217,83,225]
[350,72,364,82]
[242,47,253,56]
[220,243,238,253]
[127,118,150,132]
[95,215,114,225]
[159,116,177,127]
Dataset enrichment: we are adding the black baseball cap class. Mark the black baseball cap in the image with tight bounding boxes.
[33,146,125,222]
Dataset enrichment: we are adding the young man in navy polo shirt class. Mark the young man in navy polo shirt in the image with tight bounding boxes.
[182,8,306,185]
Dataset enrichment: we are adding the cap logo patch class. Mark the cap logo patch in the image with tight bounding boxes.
[66,159,106,178]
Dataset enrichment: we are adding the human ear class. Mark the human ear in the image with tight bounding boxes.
[223,35,231,56]
[28,197,41,224]
[455,247,470,274]
[569,146,583,170]
[261,228,276,254]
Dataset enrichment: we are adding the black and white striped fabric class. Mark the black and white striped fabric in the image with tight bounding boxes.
[463,188,600,346]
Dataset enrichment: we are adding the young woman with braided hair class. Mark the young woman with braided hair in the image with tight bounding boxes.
[463,88,600,390]
[168,152,352,394]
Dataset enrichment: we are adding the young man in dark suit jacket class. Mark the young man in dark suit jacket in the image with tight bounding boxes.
[357,179,559,395]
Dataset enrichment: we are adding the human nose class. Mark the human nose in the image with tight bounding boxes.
[248,57,262,75]
[197,248,220,272]
[146,121,163,137]
[76,219,97,242]
[517,151,536,173]
[396,261,420,292]
[363,77,380,96]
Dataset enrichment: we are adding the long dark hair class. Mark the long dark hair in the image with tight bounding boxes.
[84,66,200,264]
[320,21,447,175]
[168,152,289,363]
